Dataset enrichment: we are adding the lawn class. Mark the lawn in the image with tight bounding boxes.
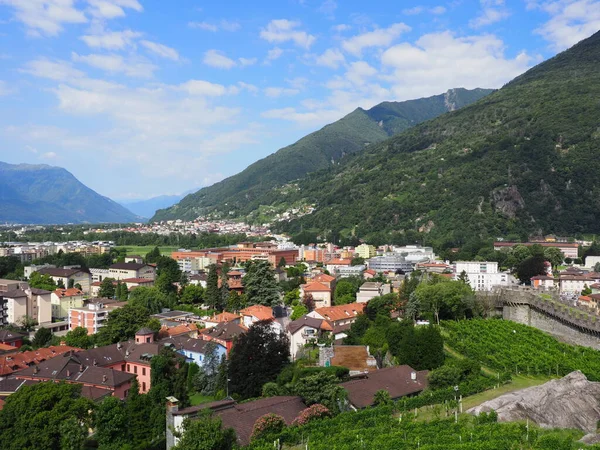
[189,393,215,406]
[117,245,181,257]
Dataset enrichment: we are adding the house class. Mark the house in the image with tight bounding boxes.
[363,269,377,280]
[166,396,307,449]
[240,305,275,328]
[68,299,126,334]
[356,282,391,303]
[309,303,366,341]
[90,268,110,284]
[300,281,333,309]
[189,273,207,288]
[531,275,556,289]
[224,271,244,293]
[320,345,377,374]
[0,330,24,349]
[558,274,597,294]
[355,244,376,259]
[51,288,85,319]
[493,242,578,258]
[2,287,52,325]
[158,323,199,339]
[454,261,510,291]
[108,263,156,281]
[161,335,226,367]
[0,345,81,377]
[202,312,242,329]
[341,365,428,409]
[200,321,246,355]
[152,310,197,326]
[122,278,155,290]
[36,267,91,293]
[415,262,451,274]
[287,315,332,359]
[326,259,352,274]
[124,255,144,264]
[337,265,366,278]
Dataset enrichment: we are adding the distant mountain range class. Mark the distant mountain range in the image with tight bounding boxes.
[119,194,187,219]
[0,162,141,224]
[151,88,494,222]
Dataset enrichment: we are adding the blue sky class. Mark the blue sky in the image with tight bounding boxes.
[0,0,598,201]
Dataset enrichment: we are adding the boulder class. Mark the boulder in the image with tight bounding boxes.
[468,371,600,433]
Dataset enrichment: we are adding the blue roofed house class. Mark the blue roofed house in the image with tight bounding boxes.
[161,335,226,367]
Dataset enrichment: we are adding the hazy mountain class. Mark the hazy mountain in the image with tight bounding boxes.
[119,194,186,219]
[152,88,494,222]
[0,162,140,224]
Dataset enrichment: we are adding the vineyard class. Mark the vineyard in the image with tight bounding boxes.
[442,319,600,379]
[248,407,588,450]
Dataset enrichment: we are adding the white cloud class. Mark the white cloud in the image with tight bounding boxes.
[469,0,510,28]
[0,80,12,96]
[81,29,142,50]
[403,5,447,15]
[22,58,85,81]
[203,50,237,69]
[318,0,337,17]
[332,24,351,32]
[87,0,142,19]
[238,57,258,67]
[341,23,411,56]
[41,151,57,159]
[266,47,284,61]
[264,87,300,97]
[0,0,87,36]
[532,0,600,50]
[140,40,180,61]
[188,20,241,32]
[381,31,531,99]
[315,48,346,69]
[286,77,309,89]
[179,80,228,97]
[260,19,316,49]
[71,52,157,78]
[430,6,447,14]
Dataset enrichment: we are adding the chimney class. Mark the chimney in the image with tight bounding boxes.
[79,364,84,372]
[117,342,122,349]
[66,369,71,377]
[33,365,39,374]
[102,374,107,383]
[411,371,417,381]
[60,340,66,346]
[93,359,97,366]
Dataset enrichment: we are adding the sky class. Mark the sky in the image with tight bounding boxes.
[0,0,599,201]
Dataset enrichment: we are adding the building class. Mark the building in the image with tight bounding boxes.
[239,305,275,328]
[308,303,366,341]
[90,268,110,283]
[199,321,247,355]
[341,365,428,409]
[35,267,91,293]
[392,245,436,263]
[325,259,352,274]
[531,275,556,289]
[202,312,242,329]
[454,261,509,291]
[355,244,376,259]
[300,281,333,309]
[287,316,332,359]
[68,300,126,334]
[337,265,366,278]
[356,282,391,303]
[189,273,207,288]
[51,288,85,319]
[0,345,81,377]
[124,255,144,264]
[415,262,451,274]
[161,335,227,368]
[367,254,413,274]
[158,323,199,339]
[122,278,155,290]
[0,330,24,349]
[171,244,297,269]
[166,396,307,449]
[493,242,578,259]
[108,263,156,281]
[2,287,52,325]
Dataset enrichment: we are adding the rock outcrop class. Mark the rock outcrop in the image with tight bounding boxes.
[468,371,600,433]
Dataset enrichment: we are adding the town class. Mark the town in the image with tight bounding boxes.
[1,231,600,448]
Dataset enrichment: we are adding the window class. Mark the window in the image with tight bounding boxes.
[134,365,137,374]
[127,364,130,372]
[121,364,125,371]
[142,382,146,391]
[142,367,146,376]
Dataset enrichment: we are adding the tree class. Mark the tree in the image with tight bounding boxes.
[28,271,57,291]
[93,396,129,450]
[291,404,331,426]
[173,411,235,450]
[68,278,75,289]
[56,279,65,289]
[278,257,287,268]
[59,417,87,450]
[95,303,151,345]
[145,246,161,264]
[302,293,315,311]
[582,284,593,296]
[115,281,128,300]
[155,256,181,295]
[65,326,93,349]
[228,320,290,399]
[180,284,204,304]
[516,255,547,284]
[293,372,347,414]
[457,270,470,284]
[125,378,156,448]
[544,247,564,270]
[373,389,392,406]
[506,245,531,269]
[225,291,245,312]
[283,289,300,305]
[350,256,365,266]
[98,278,116,299]
[0,382,93,450]
[18,315,37,332]
[32,327,52,348]
[205,265,222,310]
[595,262,600,272]
[427,365,463,390]
[290,304,308,320]
[334,280,358,304]
[243,261,281,307]
[193,342,222,396]
[129,287,169,314]
[250,413,286,443]
[414,280,473,324]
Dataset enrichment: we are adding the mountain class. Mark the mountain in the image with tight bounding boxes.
[152,88,493,222]
[119,194,186,219]
[0,163,141,224]
[260,31,600,244]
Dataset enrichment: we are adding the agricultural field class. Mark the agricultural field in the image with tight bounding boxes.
[442,319,600,380]
[117,245,180,257]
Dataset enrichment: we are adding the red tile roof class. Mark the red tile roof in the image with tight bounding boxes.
[158,323,198,339]
[314,303,365,322]
[240,305,273,321]
[0,346,81,376]
[205,312,241,324]
[302,281,331,292]
[312,273,336,283]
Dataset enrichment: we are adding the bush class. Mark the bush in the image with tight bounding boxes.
[250,413,286,442]
[261,382,281,397]
[373,390,392,406]
[291,404,331,426]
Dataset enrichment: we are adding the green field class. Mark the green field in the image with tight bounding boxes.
[118,246,181,257]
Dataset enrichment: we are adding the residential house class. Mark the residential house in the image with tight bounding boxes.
[341,365,428,409]
[363,269,377,280]
[240,305,276,328]
[200,321,246,355]
[287,316,332,359]
[122,278,155,290]
[326,259,352,274]
[166,396,307,449]
[3,287,52,325]
[0,330,24,349]
[158,323,199,339]
[189,273,207,288]
[454,261,510,291]
[531,275,556,289]
[558,273,599,294]
[202,312,242,329]
[51,288,85,319]
[36,267,91,293]
[125,255,144,264]
[0,345,80,377]
[300,281,333,309]
[308,303,366,342]
[355,244,376,259]
[108,263,156,281]
[161,335,226,367]
[337,265,366,278]
[68,299,126,334]
[356,282,391,303]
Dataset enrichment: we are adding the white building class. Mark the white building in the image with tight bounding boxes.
[3,287,52,325]
[356,282,391,303]
[367,254,413,273]
[337,265,366,278]
[454,261,509,291]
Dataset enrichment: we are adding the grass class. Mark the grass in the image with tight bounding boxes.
[117,245,181,256]
[189,393,215,406]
